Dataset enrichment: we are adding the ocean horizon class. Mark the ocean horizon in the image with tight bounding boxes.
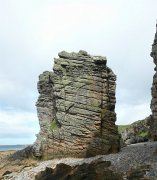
[0,144,30,151]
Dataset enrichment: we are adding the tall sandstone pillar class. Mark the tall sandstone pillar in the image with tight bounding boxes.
[150,23,157,140]
[33,50,120,159]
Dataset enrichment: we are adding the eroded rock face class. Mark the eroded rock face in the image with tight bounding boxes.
[35,158,122,180]
[33,50,120,159]
[150,24,157,141]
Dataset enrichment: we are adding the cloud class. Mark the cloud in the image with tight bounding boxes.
[35,2,115,44]
[0,109,39,144]
[116,102,151,125]
[0,0,157,143]
[0,76,38,111]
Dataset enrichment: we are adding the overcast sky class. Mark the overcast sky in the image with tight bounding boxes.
[0,0,157,145]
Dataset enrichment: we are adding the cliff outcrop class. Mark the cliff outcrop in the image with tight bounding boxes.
[150,23,157,141]
[33,50,120,159]
[119,116,151,145]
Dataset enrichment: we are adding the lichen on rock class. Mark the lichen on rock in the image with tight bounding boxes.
[33,50,120,159]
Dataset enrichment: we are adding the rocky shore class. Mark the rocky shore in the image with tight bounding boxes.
[0,141,157,180]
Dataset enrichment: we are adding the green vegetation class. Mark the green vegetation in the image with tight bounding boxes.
[50,119,58,130]
[138,131,148,138]
[118,119,146,133]
[118,118,149,140]
[118,125,131,133]
[132,119,144,126]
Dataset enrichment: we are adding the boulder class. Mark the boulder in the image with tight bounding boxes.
[35,158,122,180]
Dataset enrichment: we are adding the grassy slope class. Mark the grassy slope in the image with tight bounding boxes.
[118,119,148,138]
[118,124,131,133]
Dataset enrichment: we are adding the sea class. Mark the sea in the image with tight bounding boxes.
[0,145,29,151]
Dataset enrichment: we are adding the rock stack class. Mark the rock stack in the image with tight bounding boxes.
[33,50,120,159]
[150,23,157,140]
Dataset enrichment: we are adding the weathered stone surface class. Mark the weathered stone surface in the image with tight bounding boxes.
[150,23,157,141]
[35,158,122,180]
[127,165,156,180]
[33,50,120,159]
[1,141,157,179]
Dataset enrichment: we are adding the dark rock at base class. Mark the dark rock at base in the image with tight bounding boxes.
[10,145,33,161]
[35,159,122,180]
[2,170,12,176]
[127,165,155,180]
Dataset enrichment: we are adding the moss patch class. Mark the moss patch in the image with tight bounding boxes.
[138,131,148,138]
[118,119,149,134]
[50,120,58,130]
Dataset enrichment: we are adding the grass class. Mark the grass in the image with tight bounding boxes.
[118,125,131,133]
[138,131,148,138]
[50,120,58,130]
[132,119,144,126]
[118,119,146,133]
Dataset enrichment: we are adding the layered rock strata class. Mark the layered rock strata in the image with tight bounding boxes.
[150,23,157,140]
[33,50,120,159]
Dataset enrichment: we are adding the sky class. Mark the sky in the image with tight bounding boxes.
[0,0,157,145]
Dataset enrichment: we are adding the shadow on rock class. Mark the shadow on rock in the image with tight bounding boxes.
[35,158,122,180]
